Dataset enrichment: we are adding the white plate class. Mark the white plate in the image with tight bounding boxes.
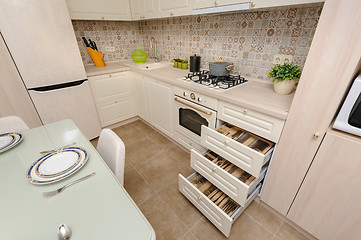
[0,133,23,153]
[26,147,88,185]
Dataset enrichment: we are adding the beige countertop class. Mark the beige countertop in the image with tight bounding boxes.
[84,60,294,120]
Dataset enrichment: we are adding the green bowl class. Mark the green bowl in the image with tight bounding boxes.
[131,46,147,63]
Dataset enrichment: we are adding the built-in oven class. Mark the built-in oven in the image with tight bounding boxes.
[173,87,217,150]
[334,73,361,136]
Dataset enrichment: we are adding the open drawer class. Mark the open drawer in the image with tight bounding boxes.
[178,172,261,237]
[190,149,266,206]
[201,123,274,178]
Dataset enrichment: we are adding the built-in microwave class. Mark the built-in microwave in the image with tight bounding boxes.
[333,74,361,136]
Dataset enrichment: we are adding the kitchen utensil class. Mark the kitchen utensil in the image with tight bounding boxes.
[87,47,106,67]
[209,57,234,76]
[81,37,90,48]
[42,172,95,197]
[88,39,95,50]
[190,54,201,72]
[57,224,72,240]
[93,41,98,51]
[131,46,148,63]
[40,142,76,154]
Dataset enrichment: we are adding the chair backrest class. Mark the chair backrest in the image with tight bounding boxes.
[96,128,125,186]
[0,116,29,133]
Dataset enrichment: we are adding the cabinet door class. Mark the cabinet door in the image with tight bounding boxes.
[0,33,42,128]
[89,72,135,127]
[288,130,361,240]
[192,0,249,9]
[158,0,191,18]
[130,0,144,20]
[131,73,149,121]
[66,0,131,20]
[148,78,173,137]
[144,0,158,18]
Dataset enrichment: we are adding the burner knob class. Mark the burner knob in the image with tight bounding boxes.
[183,92,187,97]
[190,93,196,100]
[198,97,202,102]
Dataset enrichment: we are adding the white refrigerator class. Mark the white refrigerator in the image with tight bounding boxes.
[0,0,101,139]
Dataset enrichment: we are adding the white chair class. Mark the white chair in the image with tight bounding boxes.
[0,116,29,133]
[97,128,125,186]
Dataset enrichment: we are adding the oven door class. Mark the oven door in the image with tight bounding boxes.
[174,96,217,143]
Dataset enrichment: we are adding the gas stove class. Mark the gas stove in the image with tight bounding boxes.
[181,70,248,90]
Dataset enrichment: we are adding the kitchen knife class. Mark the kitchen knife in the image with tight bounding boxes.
[93,41,98,51]
[88,38,95,50]
[82,37,90,48]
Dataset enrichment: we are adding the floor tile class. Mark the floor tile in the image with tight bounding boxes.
[276,222,309,240]
[139,195,189,240]
[158,182,204,229]
[136,121,158,136]
[124,158,134,173]
[90,137,98,148]
[113,124,144,147]
[191,213,274,240]
[151,132,175,150]
[180,232,198,240]
[136,151,192,192]
[124,168,155,206]
[166,145,190,168]
[245,200,283,234]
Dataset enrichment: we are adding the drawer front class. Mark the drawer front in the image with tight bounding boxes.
[190,149,266,206]
[174,131,206,153]
[178,173,260,237]
[218,100,285,143]
[201,126,273,178]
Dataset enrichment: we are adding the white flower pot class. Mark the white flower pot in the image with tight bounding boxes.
[273,80,296,95]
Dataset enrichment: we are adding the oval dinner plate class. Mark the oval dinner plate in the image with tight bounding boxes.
[26,147,89,185]
[0,133,23,153]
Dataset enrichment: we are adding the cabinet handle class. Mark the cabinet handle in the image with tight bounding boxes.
[224,140,230,145]
[174,97,213,115]
[109,74,112,77]
[243,109,247,113]
[251,2,255,7]
[212,168,216,173]
[314,132,320,138]
[214,0,218,6]
[170,12,174,16]
[114,101,118,103]
[101,16,105,20]
[197,196,202,201]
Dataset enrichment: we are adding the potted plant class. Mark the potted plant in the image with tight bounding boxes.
[173,59,180,68]
[268,63,301,95]
[181,60,188,69]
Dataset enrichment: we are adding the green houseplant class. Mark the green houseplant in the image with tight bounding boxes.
[181,60,188,69]
[268,63,301,95]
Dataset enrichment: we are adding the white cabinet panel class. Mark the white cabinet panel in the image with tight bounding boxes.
[131,73,149,121]
[67,0,131,20]
[192,0,250,9]
[158,0,191,18]
[89,72,135,127]
[148,78,173,137]
[251,0,323,9]
[130,0,144,20]
[130,0,158,20]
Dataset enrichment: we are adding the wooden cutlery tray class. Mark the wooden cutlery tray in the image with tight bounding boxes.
[178,172,261,237]
[201,124,275,178]
[190,149,267,206]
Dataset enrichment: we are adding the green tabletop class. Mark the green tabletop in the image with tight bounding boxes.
[0,119,153,239]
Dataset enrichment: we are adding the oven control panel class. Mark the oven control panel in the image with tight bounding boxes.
[174,86,218,110]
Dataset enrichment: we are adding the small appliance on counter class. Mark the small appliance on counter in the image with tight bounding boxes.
[333,73,361,137]
[190,54,201,72]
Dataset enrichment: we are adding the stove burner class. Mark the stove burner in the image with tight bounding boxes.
[184,71,247,89]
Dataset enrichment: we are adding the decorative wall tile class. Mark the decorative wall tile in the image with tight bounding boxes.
[72,3,322,80]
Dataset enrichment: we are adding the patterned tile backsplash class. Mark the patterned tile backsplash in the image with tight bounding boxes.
[72,3,322,80]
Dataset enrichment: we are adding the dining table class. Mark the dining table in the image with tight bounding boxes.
[0,119,155,239]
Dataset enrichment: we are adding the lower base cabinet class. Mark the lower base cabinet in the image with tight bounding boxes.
[287,130,361,240]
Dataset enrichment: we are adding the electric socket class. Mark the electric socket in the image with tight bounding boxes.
[105,46,116,52]
[273,54,293,64]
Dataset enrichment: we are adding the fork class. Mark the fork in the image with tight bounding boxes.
[42,172,95,197]
[39,141,76,154]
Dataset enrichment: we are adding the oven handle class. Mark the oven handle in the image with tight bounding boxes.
[174,97,213,115]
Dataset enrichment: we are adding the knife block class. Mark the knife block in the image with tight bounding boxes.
[87,47,106,67]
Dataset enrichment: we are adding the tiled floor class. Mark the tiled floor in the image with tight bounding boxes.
[91,120,311,240]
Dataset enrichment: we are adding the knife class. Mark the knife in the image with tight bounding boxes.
[88,38,96,50]
[93,41,98,51]
[82,37,90,48]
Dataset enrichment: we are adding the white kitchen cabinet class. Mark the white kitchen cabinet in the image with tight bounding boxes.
[192,0,250,9]
[130,0,158,20]
[251,0,323,9]
[66,0,131,20]
[89,72,136,127]
[131,72,150,121]
[157,0,192,18]
[147,78,173,137]
[288,130,361,240]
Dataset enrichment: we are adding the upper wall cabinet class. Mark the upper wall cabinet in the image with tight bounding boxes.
[157,0,191,18]
[192,0,250,9]
[251,0,324,9]
[66,0,131,20]
[130,0,158,20]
